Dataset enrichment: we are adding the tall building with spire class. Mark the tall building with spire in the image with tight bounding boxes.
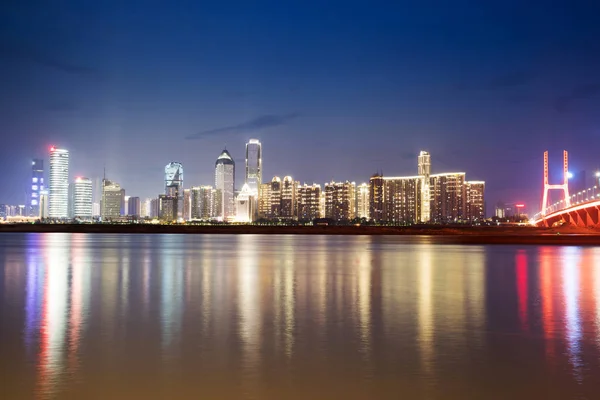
[215,149,235,219]
[49,147,69,218]
[245,139,262,194]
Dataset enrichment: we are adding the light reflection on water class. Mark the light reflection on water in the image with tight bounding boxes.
[1,233,600,399]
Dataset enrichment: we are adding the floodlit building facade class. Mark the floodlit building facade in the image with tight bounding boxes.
[191,186,216,220]
[29,159,44,217]
[324,181,356,221]
[356,183,369,219]
[49,147,69,218]
[70,177,93,219]
[101,179,124,221]
[215,149,235,220]
[430,172,466,223]
[418,151,431,222]
[235,183,255,223]
[257,183,271,219]
[245,139,262,194]
[465,181,485,221]
[297,183,322,221]
[280,176,297,219]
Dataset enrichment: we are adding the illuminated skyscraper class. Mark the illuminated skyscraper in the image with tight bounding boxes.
[101,179,123,220]
[245,139,262,194]
[182,189,191,220]
[280,176,297,219]
[165,162,184,220]
[465,181,485,221]
[70,177,93,219]
[29,159,44,217]
[324,181,356,221]
[191,186,216,220]
[356,183,369,219]
[257,183,271,218]
[235,183,255,222]
[297,183,321,221]
[49,147,69,218]
[418,151,431,223]
[430,172,466,222]
[269,176,282,217]
[128,196,141,217]
[215,149,235,219]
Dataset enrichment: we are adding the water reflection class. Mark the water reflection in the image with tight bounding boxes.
[2,234,600,399]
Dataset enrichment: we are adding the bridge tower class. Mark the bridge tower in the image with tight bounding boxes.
[541,150,570,216]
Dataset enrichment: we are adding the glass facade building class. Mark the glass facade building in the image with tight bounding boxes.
[71,177,93,219]
[245,139,262,195]
[29,159,44,217]
[49,147,69,218]
[215,149,235,219]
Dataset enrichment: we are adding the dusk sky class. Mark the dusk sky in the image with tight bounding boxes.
[1,1,600,213]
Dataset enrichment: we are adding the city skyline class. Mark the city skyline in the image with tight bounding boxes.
[1,2,600,212]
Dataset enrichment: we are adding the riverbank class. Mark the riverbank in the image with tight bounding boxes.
[1,223,600,245]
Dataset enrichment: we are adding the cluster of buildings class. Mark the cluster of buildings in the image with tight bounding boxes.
[1,140,486,224]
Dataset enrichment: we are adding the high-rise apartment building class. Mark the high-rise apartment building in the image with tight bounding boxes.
[324,181,356,221]
[465,181,485,221]
[69,177,93,219]
[191,186,216,220]
[418,151,431,223]
[29,159,44,217]
[165,162,183,220]
[356,183,369,219]
[381,176,422,223]
[101,179,124,220]
[369,174,385,222]
[430,172,466,223]
[258,183,272,219]
[39,190,49,219]
[280,176,297,219]
[183,189,191,220]
[297,183,322,221]
[215,149,235,219]
[269,176,282,217]
[158,194,177,222]
[49,147,69,218]
[245,139,262,194]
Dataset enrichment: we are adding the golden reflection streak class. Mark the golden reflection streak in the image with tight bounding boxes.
[160,237,184,356]
[237,235,261,396]
[417,245,433,378]
[357,249,371,362]
[37,234,69,399]
[594,248,600,350]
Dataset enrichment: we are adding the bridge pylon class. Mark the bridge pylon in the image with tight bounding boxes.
[541,150,570,216]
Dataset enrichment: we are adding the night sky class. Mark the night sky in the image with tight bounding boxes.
[2,1,600,213]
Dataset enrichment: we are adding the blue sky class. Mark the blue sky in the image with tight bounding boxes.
[1,1,600,212]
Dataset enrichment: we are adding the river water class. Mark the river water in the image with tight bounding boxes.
[1,233,600,399]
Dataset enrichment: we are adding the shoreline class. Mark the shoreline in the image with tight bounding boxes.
[1,223,600,245]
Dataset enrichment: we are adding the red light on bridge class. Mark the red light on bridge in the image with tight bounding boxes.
[516,204,525,208]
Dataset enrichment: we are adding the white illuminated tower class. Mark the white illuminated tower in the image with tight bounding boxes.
[49,147,69,218]
[72,177,93,219]
[215,149,235,219]
[165,162,184,220]
[418,151,431,223]
[245,139,262,194]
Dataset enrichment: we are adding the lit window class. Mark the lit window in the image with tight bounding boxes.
[31,200,38,205]
[32,193,38,198]
[32,177,38,183]
[32,185,38,191]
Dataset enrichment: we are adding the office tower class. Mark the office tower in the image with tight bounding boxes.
[258,183,272,219]
[418,151,431,223]
[141,198,151,218]
[324,181,356,221]
[191,186,216,220]
[356,183,369,219]
[429,172,466,223]
[49,147,69,218]
[128,196,141,217]
[215,149,235,219]
[158,194,177,221]
[123,196,130,216]
[235,183,255,223]
[165,162,183,220]
[297,183,322,221]
[280,176,297,219]
[369,174,385,222]
[70,177,93,219]
[150,198,159,219]
[183,189,191,220]
[465,181,485,221]
[92,202,100,217]
[245,139,262,194]
[29,159,44,217]
[101,178,124,220]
